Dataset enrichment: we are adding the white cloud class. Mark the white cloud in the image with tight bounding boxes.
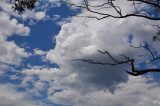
[22,67,57,82]
[21,10,46,21]
[0,84,37,106]
[33,48,46,56]
[49,76,160,106]
[46,15,158,91]
[0,0,35,68]
[0,0,14,14]
[21,67,160,106]
[20,67,59,98]
[0,0,160,106]
[0,11,30,65]
[42,0,160,105]
[0,12,30,37]
[35,11,46,20]
[0,2,31,69]
[0,39,28,65]
[0,0,48,23]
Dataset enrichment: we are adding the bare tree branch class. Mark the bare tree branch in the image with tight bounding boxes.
[73,48,160,76]
[11,0,160,76]
[61,0,160,20]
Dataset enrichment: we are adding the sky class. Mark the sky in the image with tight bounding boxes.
[0,0,160,106]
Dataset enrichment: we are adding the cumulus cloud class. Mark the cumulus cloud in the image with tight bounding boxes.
[0,39,28,65]
[42,0,160,105]
[0,0,13,13]
[0,0,160,106]
[22,67,57,82]
[49,76,160,106]
[0,1,31,70]
[0,0,47,23]
[33,48,46,56]
[0,11,30,65]
[0,12,30,37]
[21,67,160,106]
[0,14,29,106]
[21,10,46,21]
[0,84,37,106]
[46,15,158,91]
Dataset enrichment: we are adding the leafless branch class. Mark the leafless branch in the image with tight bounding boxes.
[61,0,160,20]
[130,43,160,63]
[73,48,160,76]
[12,0,160,76]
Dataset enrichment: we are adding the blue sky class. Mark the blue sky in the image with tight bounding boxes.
[0,1,79,105]
[0,0,160,106]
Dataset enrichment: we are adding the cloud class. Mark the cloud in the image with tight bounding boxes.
[46,15,158,91]
[22,67,57,82]
[0,39,28,65]
[0,84,37,106]
[0,0,14,14]
[35,11,46,20]
[0,0,160,106]
[33,48,46,56]
[0,14,31,106]
[0,11,30,65]
[0,0,48,23]
[42,0,160,105]
[49,76,160,106]
[21,10,46,21]
[21,67,160,106]
[0,12,30,37]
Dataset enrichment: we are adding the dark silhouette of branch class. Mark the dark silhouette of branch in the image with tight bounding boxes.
[12,0,36,14]
[11,0,160,76]
[130,43,160,63]
[125,69,160,76]
[73,48,160,76]
[11,0,160,20]
[61,0,160,20]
